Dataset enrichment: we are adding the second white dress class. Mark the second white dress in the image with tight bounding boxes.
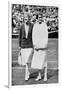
[31,22,48,69]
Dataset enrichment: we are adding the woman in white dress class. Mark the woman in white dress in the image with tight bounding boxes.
[19,14,33,81]
[31,14,48,81]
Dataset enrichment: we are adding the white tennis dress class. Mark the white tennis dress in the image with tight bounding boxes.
[31,22,48,69]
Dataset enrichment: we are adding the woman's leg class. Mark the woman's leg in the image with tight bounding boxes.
[43,51,47,81]
[35,70,41,81]
[44,66,47,81]
[25,63,30,80]
[25,48,33,80]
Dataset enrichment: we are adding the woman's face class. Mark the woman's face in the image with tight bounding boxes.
[24,15,28,23]
[38,15,43,23]
[32,15,36,20]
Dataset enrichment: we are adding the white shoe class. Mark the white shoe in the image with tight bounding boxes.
[35,73,41,81]
[25,72,30,81]
[44,77,47,81]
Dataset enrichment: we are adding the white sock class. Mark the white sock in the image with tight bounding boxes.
[44,67,47,81]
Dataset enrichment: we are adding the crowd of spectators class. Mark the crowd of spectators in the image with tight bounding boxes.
[12,4,58,35]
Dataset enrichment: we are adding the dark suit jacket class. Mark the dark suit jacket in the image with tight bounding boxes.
[19,23,33,48]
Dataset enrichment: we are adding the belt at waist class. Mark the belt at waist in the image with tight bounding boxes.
[34,47,48,51]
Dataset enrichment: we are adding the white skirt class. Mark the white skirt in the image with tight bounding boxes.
[21,48,33,65]
[31,50,47,69]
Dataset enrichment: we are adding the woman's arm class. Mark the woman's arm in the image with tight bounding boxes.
[18,25,22,48]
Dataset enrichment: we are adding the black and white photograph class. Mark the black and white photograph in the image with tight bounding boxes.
[9,3,58,86]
